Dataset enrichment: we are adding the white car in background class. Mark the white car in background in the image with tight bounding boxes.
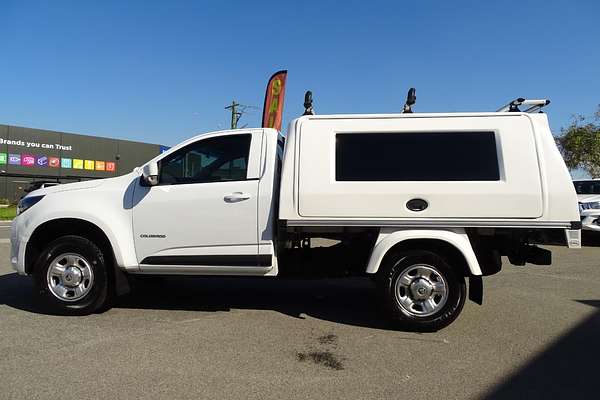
[574,179,600,231]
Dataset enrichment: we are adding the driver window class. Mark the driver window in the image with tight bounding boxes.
[159,134,251,185]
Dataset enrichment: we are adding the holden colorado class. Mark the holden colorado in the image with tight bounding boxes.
[11,97,580,331]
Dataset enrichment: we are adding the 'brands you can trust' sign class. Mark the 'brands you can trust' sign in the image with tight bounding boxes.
[0,138,73,151]
[0,138,116,172]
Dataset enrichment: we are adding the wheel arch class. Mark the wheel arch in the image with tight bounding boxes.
[25,218,131,296]
[25,218,116,275]
[366,229,482,276]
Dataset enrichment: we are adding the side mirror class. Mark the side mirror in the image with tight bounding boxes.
[141,162,159,186]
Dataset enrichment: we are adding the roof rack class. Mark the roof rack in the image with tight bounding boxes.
[496,98,551,113]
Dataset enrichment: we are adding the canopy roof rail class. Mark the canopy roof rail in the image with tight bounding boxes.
[496,98,551,113]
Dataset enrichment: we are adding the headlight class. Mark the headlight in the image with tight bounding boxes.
[17,195,45,216]
[581,201,600,210]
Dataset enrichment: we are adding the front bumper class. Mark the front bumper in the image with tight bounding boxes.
[580,211,600,232]
[10,216,29,275]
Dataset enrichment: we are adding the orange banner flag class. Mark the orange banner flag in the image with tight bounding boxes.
[262,70,287,131]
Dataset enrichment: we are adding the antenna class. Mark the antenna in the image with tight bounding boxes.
[402,88,416,113]
[224,101,259,129]
[303,91,315,115]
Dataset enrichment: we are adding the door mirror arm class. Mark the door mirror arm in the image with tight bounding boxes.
[141,162,159,187]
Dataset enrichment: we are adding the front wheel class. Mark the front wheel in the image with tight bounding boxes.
[33,235,109,315]
[377,250,466,332]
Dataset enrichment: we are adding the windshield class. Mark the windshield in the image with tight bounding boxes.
[573,180,600,195]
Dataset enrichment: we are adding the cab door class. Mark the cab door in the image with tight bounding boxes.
[132,131,265,271]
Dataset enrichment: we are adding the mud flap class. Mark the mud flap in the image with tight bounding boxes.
[113,265,131,296]
[469,276,483,305]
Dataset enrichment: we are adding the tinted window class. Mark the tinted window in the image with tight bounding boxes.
[336,132,500,181]
[574,180,600,194]
[159,134,251,185]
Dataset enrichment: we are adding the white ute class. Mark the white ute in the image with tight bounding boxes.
[10,96,581,331]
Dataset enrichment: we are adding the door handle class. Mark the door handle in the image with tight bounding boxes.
[224,192,251,202]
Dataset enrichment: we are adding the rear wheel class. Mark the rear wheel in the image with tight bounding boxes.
[33,235,109,315]
[377,250,466,332]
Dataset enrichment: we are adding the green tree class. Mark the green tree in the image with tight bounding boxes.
[556,105,600,177]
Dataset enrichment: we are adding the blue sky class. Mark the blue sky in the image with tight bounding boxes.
[0,0,598,148]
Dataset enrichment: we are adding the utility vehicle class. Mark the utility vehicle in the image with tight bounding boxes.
[11,94,580,331]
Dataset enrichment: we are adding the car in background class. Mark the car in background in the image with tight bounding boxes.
[24,181,60,194]
[574,179,600,231]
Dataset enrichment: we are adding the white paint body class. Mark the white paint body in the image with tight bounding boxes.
[10,112,579,278]
[280,113,578,226]
[577,193,600,232]
[573,179,600,232]
[366,228,482,275]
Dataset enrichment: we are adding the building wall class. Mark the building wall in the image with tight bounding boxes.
[0,124,163,202]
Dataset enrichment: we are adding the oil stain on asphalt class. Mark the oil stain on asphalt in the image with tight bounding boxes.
[296,333,345,370]
[317,333,337,345]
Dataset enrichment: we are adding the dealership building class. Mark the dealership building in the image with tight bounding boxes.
[0,124,165,202]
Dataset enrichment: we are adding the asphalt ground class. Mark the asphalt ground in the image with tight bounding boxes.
[0,224,599,399]
[0,220,11,242]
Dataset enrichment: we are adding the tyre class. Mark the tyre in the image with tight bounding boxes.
[376,250,466,332]
[33,235,109,315]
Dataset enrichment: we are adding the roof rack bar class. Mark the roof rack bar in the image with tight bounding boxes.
[497,98,525,113]
[523,100,551,113]
[496,98,550,113]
